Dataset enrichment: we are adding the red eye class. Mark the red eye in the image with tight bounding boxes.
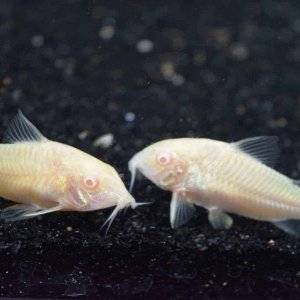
[156,152,171,165]
[84,177,98,189]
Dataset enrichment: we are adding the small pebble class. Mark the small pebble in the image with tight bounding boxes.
[161,61,175,77]
[230,43,249,61]
[124,112,136,122]
[170,73,185,86]
[268,239,275,246]
[99,26,115,40]
[160,61,185,86]
[31,35,44,47]
[93,133,114,148]
[66,226,73,232]
[136,40,154,53]
[78,130,90,141]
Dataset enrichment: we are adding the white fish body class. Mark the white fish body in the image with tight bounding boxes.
[0,111,138,231]
[129,137,300,236]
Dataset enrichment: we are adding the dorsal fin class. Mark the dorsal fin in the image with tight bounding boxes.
[233,136,280,167]
[3,110,47,144]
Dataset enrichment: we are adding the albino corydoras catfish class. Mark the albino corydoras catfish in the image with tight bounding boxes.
[129,137,300,236]
[0,110,139,231]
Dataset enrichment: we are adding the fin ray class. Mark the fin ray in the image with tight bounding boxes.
[1,204,62,222]
[3,110,47,144]
[170,192,195,229]
[233,136,280,167]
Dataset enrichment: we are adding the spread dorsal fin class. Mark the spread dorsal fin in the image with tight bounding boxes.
[233,136,280,167]
[3,110,47,144]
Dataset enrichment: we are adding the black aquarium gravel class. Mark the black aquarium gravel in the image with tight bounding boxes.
[1,0,300,299]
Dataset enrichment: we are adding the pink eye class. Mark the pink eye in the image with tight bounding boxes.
[84,177,98,189]
[156,152,171,165]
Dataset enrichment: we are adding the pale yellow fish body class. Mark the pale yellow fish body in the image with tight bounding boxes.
[0,141,125,210]
[129,137,300,236]
[0,111,136,229]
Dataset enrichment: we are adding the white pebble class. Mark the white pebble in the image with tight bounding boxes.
[93,133,114,149]
[124,112,136,122]
[99,26,115,40]
[136,40,154,53]
[31,35,44,47]
[78,130,90,141]
[170,73,185,86]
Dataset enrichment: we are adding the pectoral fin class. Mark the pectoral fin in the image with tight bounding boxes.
[1,204,63,222]
[170,192,195,229]
[208,208,233,230]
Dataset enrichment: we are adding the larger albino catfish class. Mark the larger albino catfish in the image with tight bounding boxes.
[0,110,139,231]
[129,137,300,236]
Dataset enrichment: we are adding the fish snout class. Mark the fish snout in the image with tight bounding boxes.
[119,192,137,209]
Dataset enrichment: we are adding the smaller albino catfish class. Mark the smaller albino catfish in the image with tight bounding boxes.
[129,137,300,236]
[0,111,140,231]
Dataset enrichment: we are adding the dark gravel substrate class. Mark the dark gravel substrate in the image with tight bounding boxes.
[1,0,300,299]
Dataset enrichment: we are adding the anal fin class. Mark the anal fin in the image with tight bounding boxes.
[208,208,233,230]
[272,220,300,238]
[170,192,195,229]
[1,204,62,222]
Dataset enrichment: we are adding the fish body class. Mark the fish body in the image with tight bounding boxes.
[0,111,137,230]
[129,137,300,236]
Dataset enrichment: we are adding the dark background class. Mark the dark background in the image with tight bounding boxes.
[1,0,300,299]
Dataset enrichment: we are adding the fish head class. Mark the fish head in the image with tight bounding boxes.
[128,139,188,192]
[66,156,136,212]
